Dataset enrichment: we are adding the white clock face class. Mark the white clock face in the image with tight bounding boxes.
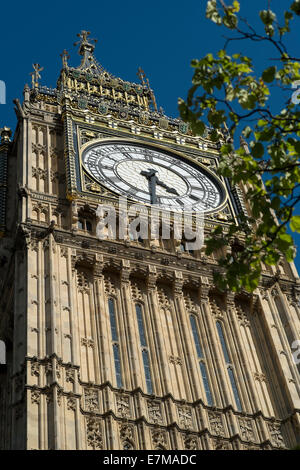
[82,141,225,212]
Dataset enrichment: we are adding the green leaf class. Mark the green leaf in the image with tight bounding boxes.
[290,215,300,232]
[206,0,222,24]
[291,1,300,15]
[232,0,240,12]
[262,66,276,83]
[251,142,264,158]
[259,9,276,25]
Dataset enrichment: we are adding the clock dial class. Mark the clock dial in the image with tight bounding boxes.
[82,141,225,212]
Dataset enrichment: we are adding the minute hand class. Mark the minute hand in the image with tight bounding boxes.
[156,179,179,196]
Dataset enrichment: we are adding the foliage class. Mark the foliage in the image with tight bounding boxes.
[179,0,300,292]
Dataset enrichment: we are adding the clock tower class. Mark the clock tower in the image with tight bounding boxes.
[0,31,300,450]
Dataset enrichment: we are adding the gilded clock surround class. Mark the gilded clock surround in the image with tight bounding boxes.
[0,31,299,450]
[79,137,228,214]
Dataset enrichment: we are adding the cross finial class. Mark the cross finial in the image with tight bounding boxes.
[30,63,44,89]
[74,30,97,56]
[60,49,70,68]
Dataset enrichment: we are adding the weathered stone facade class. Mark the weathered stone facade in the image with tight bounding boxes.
[0,32,300,450]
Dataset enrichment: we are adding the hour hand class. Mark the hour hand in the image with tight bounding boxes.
[156,179,179,196]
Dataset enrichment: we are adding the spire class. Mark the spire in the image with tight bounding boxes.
[73,31,105,75]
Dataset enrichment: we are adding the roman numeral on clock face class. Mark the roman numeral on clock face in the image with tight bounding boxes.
[189,194,200,202]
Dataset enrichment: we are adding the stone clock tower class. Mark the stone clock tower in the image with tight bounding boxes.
[0,31,300,450]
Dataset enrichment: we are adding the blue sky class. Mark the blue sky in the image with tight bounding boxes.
[0,0,299,270]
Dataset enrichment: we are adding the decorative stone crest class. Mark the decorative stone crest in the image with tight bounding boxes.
[238,418,254,442]
[147,400,163,425]
[178,406,193,430]
[268,423,284,448]
[116,394,130,418]
[84,388,99,412]
[208,411,225,437]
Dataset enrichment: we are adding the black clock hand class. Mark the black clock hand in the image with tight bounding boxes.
[156,178,179,196]
[140,169,158,204]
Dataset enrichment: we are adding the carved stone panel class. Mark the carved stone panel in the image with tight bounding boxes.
[238,417,254,442]
[84,388,99,412]
[116,394,130,418]
[208,411,225,437]
[177,405,193,430]
[86,417,103,449]
[147,400,163,425]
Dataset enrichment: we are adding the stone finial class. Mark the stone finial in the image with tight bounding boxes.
[0,127,12,143]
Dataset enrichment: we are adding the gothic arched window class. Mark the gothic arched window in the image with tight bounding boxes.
[216,321,242,411]
[108,298,123,388]
[190,315,213,406]
[135,304,153,395]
